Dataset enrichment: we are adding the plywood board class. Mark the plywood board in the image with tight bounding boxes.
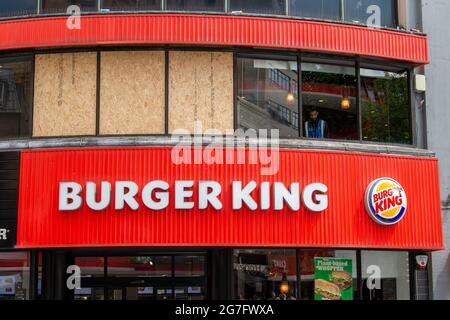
[169,51,234,134]
[100,51,165,135]
[33,52,97,137]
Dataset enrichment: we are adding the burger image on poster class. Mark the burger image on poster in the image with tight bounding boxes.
[330,271,352,290]
[314,279,342,300]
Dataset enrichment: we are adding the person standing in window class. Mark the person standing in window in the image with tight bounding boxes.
[305,109,328,139]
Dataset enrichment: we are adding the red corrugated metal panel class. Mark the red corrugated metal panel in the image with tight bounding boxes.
[0,14,428,64]
[16,147,442,249]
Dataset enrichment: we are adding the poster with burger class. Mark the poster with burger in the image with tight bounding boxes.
[314,258,353,301]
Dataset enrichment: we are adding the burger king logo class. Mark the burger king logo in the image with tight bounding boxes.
[365,178,407,225]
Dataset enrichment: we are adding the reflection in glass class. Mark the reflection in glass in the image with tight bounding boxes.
[361,69,410,144]
[107,256,172,278]
[302,63,357,140]
[0,252,30,300]
[299,250,357,300]
[0,0,36,17]
[75,257,105,278]
[166,0,224,12]
[41,0,97,14]
[290,0,340,20]
[237,58,299,138]
[175,287,206,300]
[102,0,161,11]
[345,0,397,28]
[233,249,298,300]
[230,0,285,15]
[74,287,105,300]
[0,56,33,138]
[361,251,410,300]
[175,256,205,277]
[156,288,173,300]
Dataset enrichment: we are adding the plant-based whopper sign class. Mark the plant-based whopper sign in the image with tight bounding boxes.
[314,258,353,301]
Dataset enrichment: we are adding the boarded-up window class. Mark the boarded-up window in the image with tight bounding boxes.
[33,52,97,137]
[99,51,165,135]
[169,51,233,134]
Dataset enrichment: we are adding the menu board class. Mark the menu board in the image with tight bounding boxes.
[314,257,353,301]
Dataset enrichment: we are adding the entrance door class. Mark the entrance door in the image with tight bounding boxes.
[73,254,207,300]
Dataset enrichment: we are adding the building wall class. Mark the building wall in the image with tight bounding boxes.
[422,0,450,300]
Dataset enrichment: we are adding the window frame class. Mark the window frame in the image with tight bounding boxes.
[359,63,413,146]
[0,249,34,300]
[300,56,359,141]
[0,0,400,31]
[342,0,399,29]
[71,252,208,300]
[0,48,415,147]
[230,247,421,301]
[235,52,300,139]
[100,0,163,12]
[0,53,34,140]
[39,0,99,14]
[235,49,414,147]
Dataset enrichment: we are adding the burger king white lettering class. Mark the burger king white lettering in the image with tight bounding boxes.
[58,180,329,213]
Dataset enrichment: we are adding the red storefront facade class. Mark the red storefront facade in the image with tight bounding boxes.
[17,147,443,250]
[1,146,441,301]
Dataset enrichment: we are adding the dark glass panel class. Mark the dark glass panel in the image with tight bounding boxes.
[166,0,224,12]
[237,57,299,138]
[361,69,410,144]
[290,0,341,20]
[302,62,357,140]
[0,56,33,139]
[344,0,397,28]
[230,0,285,15]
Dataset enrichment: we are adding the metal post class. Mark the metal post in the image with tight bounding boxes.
[29,250,38,300]
[37,0,41,14]
[285,0,290,16]
[340,0,345,21]
[356,58,362,142]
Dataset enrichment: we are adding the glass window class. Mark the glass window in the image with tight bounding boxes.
[0,0,37,17]
[0,252,30,300]
[302,62,357,140]
[290,0,341,20]
[107,256,172,278]
[41,0,97,14]
[37,253,43,298]
[361,68,410,144]
[175,255,205,277]
[175,286,206,300]
[233,249,298,300]
[230,0,285,15]
[344,0,397,28]
[237,57,299,138]
[361,251,410,300]
[0,56,33,139]
[75,257,105,278]
[101,0,161,11]
[166,0,224,12]
[299,250,357,300]
[75,287,105,300]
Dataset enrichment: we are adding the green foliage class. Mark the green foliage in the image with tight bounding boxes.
[362,72,411,144]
